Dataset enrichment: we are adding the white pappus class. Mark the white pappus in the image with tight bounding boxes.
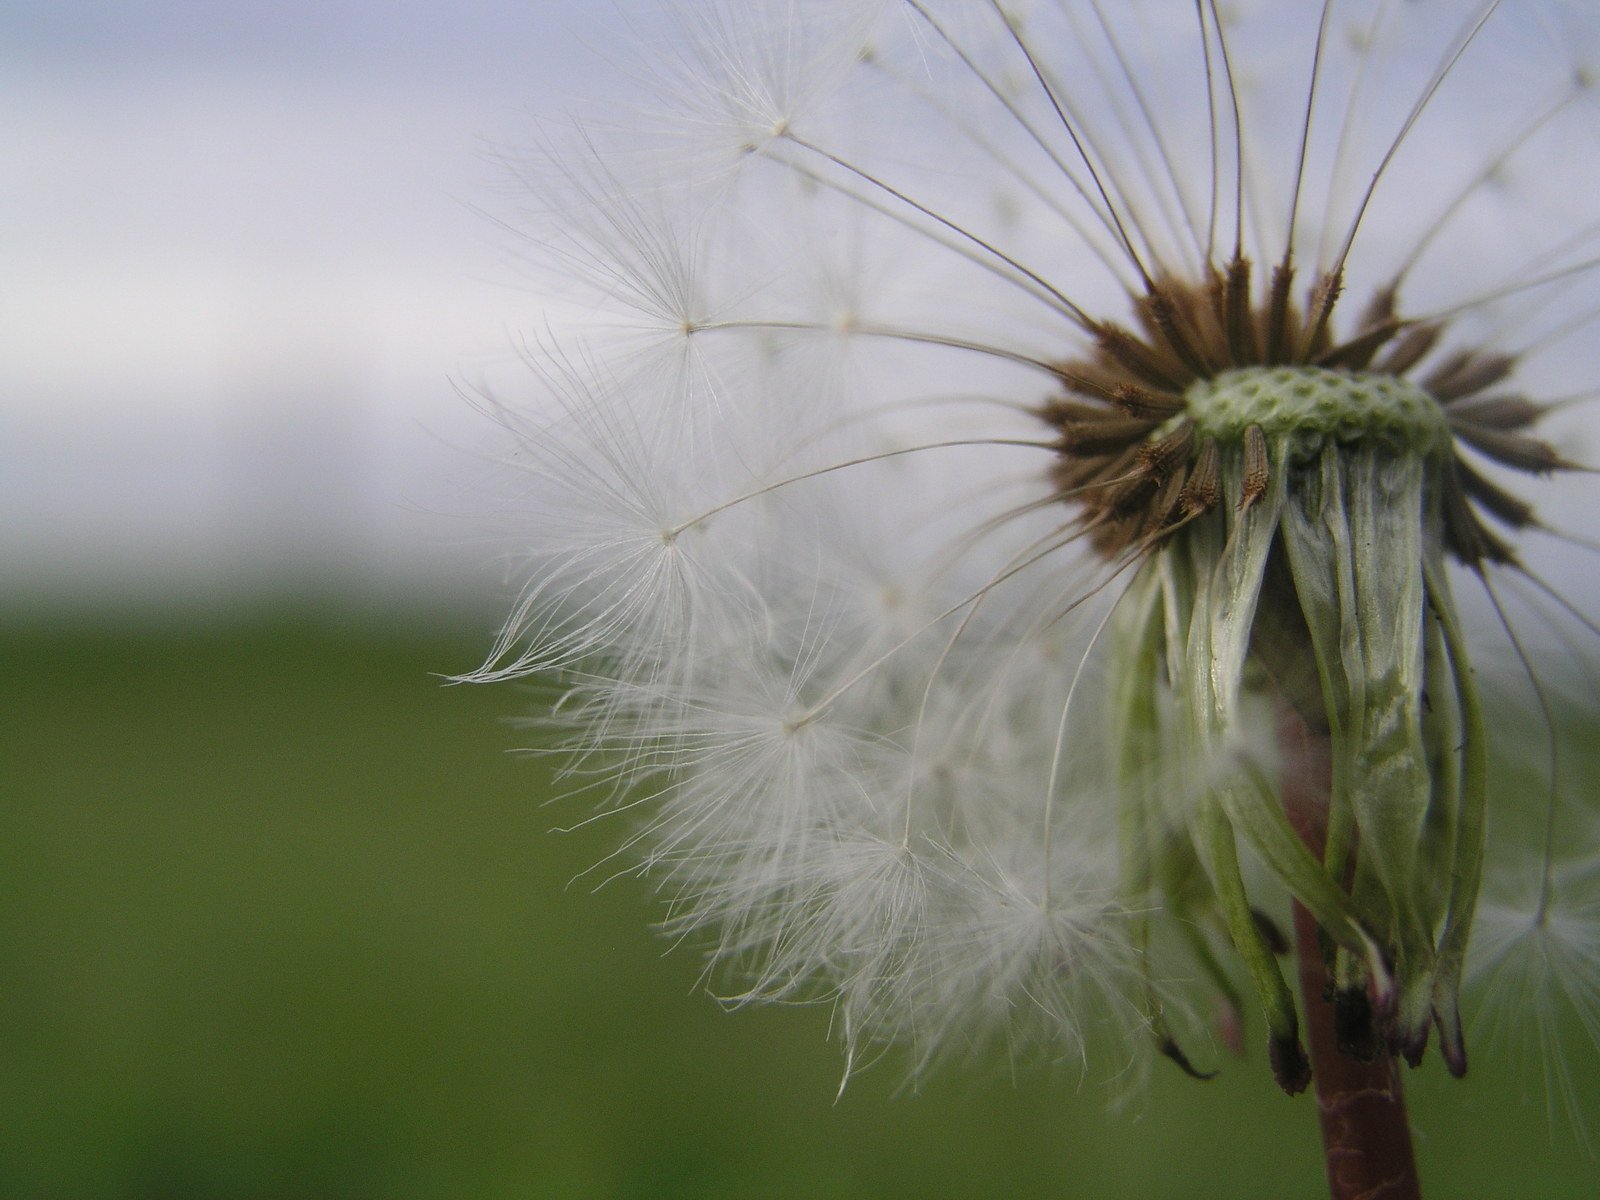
[463,0,1600,1117]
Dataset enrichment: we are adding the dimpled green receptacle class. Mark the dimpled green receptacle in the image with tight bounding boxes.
[1185,366,1450,459]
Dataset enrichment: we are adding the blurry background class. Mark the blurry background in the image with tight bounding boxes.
[4,2,1596,1197]
[3,0,654,612]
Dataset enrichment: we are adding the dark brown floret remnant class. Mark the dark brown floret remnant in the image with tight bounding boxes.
[1036,255,1576,564]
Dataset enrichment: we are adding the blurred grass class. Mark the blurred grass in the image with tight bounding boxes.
[2,608,1595,1199]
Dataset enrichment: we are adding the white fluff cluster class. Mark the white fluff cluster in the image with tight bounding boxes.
[467,0,1600,1085]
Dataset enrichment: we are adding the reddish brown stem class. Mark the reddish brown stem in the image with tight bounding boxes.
[1279,708,1423,1200]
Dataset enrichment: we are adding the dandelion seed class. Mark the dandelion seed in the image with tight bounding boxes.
[467,2,1600,1195]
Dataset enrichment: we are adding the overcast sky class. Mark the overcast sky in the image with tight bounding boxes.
[7,2,1597,622]
[3,1,660,610]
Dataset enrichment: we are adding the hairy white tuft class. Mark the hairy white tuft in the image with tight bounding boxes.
[470,0,1600,1102]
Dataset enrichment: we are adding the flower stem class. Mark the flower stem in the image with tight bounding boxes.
[1278,705,1423,1200]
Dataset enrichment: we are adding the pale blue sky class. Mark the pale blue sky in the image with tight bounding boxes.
[3,2,656,609]
[6,1,1595,614]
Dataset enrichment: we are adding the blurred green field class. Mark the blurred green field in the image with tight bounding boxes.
[3,609,1595,1199]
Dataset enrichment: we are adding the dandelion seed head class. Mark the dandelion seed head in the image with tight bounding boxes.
[471,0,1600,1109]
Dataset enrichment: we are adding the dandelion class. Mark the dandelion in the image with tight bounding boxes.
[466,2,1600,1195]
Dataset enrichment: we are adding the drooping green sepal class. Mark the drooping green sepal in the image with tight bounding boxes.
[1107,364,1491,1085]
[1280,445,1451,1054]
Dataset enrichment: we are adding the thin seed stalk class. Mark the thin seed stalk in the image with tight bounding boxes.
[1278,702,1423,1200]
